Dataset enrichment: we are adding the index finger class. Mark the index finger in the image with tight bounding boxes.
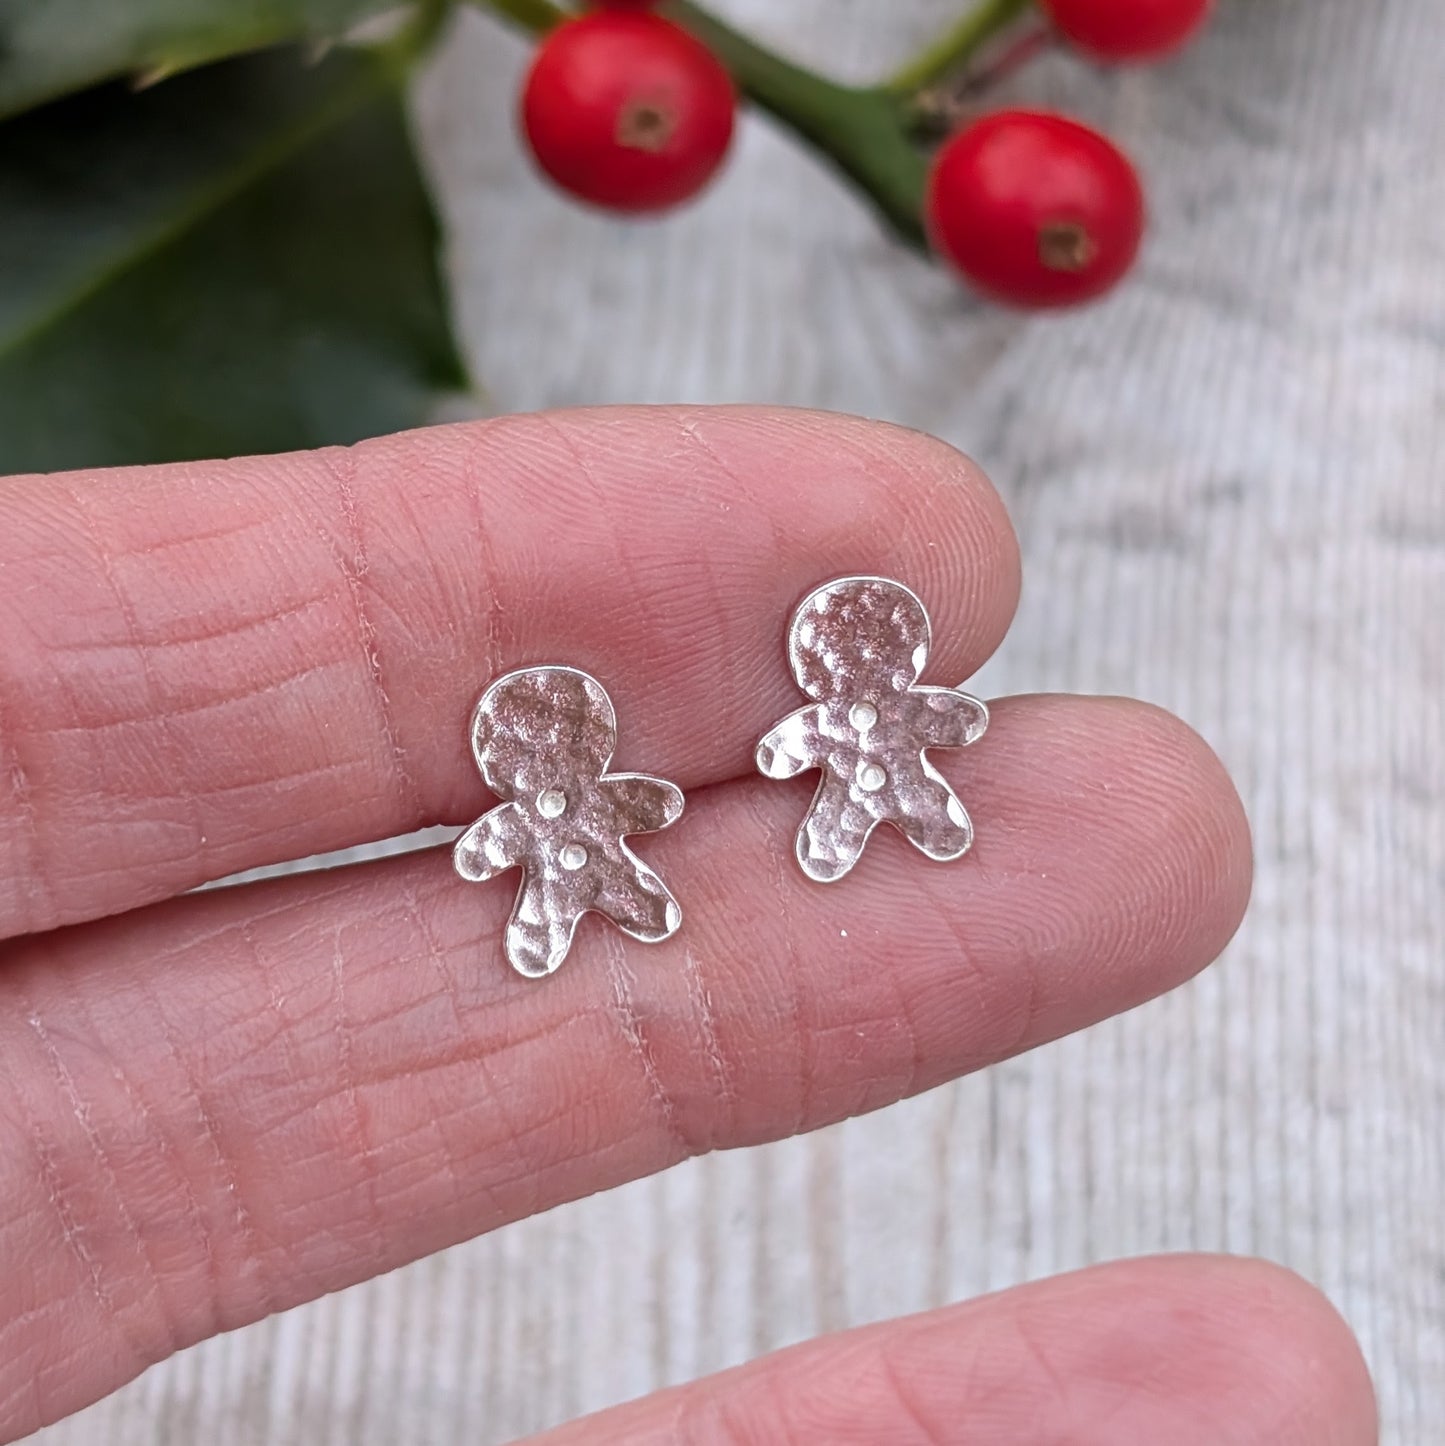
[0,406,1019,938]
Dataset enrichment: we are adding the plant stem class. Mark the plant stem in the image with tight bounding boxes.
[482,0,570,33]
[965,21,1054,93]
[885,0,1035,95]
[391,0,454,67]
[662,2,929,248]
[468,0,930,248]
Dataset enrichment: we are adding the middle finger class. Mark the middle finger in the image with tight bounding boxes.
[0,693,1250,1433]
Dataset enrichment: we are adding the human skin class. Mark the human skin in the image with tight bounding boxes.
[0,407,1376,1443]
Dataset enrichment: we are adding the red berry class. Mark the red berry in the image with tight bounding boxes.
[1040,0,1212,62]
[926,110,1145,309]
[521,13,735,214]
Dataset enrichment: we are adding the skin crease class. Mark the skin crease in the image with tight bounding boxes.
[0,409,1376,1443]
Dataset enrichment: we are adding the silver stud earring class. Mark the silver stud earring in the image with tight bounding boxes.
[453,666,684,978]
[755,575,988,882]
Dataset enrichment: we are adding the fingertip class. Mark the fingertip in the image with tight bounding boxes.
[867,1254,1376,1446]
[972,694,1254,1005]
[1094,692,1251,913]
[532,1253,1375,1446]
[819,416,1024,685]
[1007,1255,1379,1446]
[1203,1257,1379,1444]
[644,406,1023,681]
[1108,695,1254,971]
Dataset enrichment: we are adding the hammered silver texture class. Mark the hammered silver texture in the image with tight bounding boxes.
[756,576,989,883]
[453,666,684,977]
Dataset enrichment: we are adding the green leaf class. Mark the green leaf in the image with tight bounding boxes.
[0,0,403,119]
[0,47,468,474]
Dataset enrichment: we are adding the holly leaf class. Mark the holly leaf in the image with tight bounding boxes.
[0,46,468,474]
[0,0,403,119]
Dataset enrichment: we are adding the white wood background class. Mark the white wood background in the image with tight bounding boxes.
[35,0,1444,1441]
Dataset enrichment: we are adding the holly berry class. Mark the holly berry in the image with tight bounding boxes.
[1040,0,1213,62]
[521,13,736,213]
[926,110,1145,308]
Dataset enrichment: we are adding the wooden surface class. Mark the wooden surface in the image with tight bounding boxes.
[34,0,1444,1441]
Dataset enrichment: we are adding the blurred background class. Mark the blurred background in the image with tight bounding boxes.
[14,0,1444,1441]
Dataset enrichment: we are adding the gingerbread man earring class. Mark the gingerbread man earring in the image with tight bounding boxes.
[756,576,988,882]
[453,667,683,977]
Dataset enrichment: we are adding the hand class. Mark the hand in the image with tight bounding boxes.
[0,409,1374,1443]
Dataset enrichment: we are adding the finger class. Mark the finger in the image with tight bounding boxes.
[0,696,1249,1437]
[531,1257,1375,1446]
[0,406,1019,937]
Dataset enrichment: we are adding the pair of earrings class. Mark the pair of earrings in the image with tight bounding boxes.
[453,575,989,978]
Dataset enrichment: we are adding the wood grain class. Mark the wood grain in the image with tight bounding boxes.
[32,0,1444,1441]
